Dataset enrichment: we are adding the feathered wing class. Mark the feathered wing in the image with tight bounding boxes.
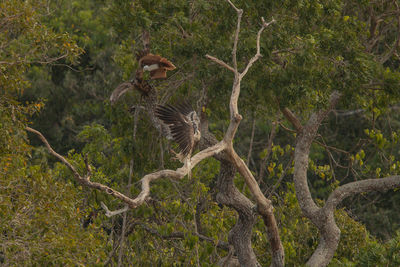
[138,54,162,66]
[159,57,176,70]
[110,82,134,104]
[150,69,167,79]
[139,53,176,79]
[155,104,194,157]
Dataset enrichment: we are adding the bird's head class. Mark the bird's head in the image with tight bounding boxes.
[189,111,201,141]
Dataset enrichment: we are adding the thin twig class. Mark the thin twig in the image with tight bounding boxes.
[240,17,276,79]
[226,0,243,72]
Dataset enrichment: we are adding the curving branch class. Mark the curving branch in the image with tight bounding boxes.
[240,17,276,79]
[289,92,341,267]
[128,141,226,208]
[27,126,226,209]
[293,91,342,219]
[101,202,129,217]
[286,90,400,267]
[205,2,283,266]
[224,16,276,142]
[324,175,400,214]
[28,1,282,266]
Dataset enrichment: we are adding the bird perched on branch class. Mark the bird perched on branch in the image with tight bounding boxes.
[155,102,201,177]
[138,53,176,79]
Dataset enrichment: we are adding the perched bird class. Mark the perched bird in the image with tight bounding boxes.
[138,53,176,79]
[109,71,154,103]
[155,102,201,177]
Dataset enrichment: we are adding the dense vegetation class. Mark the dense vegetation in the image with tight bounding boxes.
[1,0,400,265]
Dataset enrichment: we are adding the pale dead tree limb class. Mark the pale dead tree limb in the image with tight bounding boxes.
[27,2,282,266]
[101,203,129,218]
[239,17,276,80]
[205,1,283,266]
[332,108,364,116]
[205,55,235,73]
[226,0,242,72]
[27,126,226,209]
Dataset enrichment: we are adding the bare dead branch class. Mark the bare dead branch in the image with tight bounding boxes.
[101,202,129,217]
[27,126,226,210]
[226,0,243,72]
[26,127,82,180]
[205,54,235,73]
[204,3,284,265]
[223,16,276,144]
[131,142,226,208]
[240,17,276,79]
[110,82,134,104]
[226,0,241,13]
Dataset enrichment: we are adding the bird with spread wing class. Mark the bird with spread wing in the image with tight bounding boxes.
[110,52,175,103]
[155,102,201,177]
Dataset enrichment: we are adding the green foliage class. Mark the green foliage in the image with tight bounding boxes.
[330,231,400,266]
[0,164,107,265]
[0,0,82,94]
[253,183,372,266]
[2,0,400,265]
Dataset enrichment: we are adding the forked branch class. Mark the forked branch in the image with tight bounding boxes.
[27,126,226,211]
[205,1,283,266]
[291,90,400,267]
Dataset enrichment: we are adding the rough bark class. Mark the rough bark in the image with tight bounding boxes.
[205,2,283,264]
[291,92,343,266]
[216,160,259,267]
[286,91,400,266]
[27,2,284,266]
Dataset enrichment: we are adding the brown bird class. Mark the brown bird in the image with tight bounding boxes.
[155,102,201,177]
[139,53,176,79]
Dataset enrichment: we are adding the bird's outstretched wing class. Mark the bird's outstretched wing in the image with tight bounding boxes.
[155,103,194,156]
[109,82,134,104]
[139,53,176,79]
